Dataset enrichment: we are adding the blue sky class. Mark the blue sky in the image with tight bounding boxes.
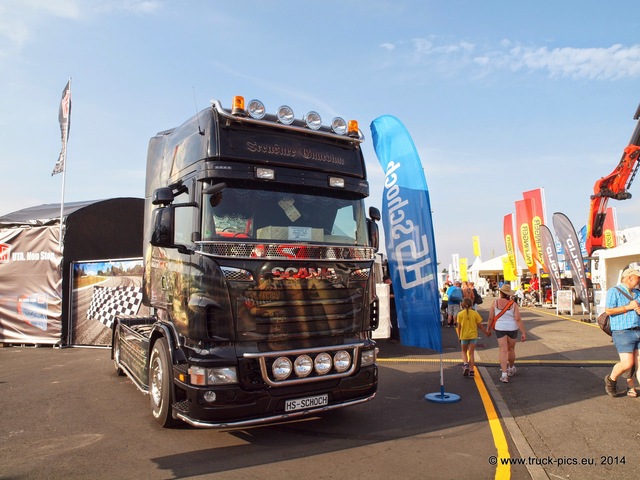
[2,1,640,269]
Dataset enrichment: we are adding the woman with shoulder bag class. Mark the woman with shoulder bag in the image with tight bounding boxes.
[487,284,526,383]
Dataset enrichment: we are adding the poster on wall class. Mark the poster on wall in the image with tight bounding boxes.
[0,225,62,345]
[69,258,148,346]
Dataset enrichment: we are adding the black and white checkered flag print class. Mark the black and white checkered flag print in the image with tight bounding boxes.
[86,286,143,328]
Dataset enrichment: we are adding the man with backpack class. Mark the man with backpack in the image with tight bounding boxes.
[446,281,463,327]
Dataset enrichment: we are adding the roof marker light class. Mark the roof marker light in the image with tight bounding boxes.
[232,96,245,116]
[277,105,295,125]
[347,120,359,138]
[256,167,275,180]
[329,177,345,188]
[304,111,322,130]
[247,99,266,119]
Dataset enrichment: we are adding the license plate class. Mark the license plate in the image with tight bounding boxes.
[285,394,329,412]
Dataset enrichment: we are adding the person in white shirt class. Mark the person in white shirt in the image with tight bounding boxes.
[487,284,527,383]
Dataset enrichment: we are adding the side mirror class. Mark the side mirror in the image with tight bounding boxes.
[368,206,380,251]
[367,219,379,252]
[150,207,174,247]
[153,187,174,206]
[369,206,381,221]
[204,182,227,208]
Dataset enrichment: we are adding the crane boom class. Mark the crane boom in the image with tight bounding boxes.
[586,102,640,255]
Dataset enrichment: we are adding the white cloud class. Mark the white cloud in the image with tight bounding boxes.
[512,44,640,80]
[382,36,640,80]
[98,0,162,14]
[0,0,160,58]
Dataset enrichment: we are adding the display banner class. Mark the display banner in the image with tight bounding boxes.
[52,80,71,176]
[472,235,481,258]
[460,257,468,282]
[578,225,589,258]
[502,256,516,281]
[522,188,546,266]
[371,115,441,351]
[503,214,518,279]
[515,198,537,274]
[539,225,561,293]
[603,207,617,248]
[0,226,62,344]
[451,253,460,281]
[553,212,590,312]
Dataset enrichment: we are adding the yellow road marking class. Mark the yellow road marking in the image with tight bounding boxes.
[523,306,600,327]
[378,358,614,366]
[474,366,511,480]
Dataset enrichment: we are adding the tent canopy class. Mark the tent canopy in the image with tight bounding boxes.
[469,255,519,276]
[0,197,144,345]
[0,200,101,227]
[592,240,640,291]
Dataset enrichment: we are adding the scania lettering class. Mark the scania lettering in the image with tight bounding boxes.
[111,96,381,428]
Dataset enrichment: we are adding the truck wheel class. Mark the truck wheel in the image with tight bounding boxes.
[149,337,178,427]
[113,329,124,376]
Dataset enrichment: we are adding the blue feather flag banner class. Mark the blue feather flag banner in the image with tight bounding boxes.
[371,115,441,352]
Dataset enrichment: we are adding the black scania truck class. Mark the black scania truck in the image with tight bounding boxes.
[111,96,381,428]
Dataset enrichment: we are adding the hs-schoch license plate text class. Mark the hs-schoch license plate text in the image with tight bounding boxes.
[285,394,329,412]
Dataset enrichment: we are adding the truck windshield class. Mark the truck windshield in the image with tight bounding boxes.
[202,186,368,246]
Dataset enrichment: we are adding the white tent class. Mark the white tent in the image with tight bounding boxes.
[592,240,640,291]
[469,255,522,276]
[468,255,522,294]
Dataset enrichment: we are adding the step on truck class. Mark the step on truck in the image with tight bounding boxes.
[111,96,381,428]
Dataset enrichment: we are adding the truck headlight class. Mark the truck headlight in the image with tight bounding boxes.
[273,357,293,380]
[294,355,313,377]
[360,348,378,367]
[189,366,238,385]
[314,353,332,375]
[334,350,351,373]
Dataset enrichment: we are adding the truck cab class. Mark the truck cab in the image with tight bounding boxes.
[112,96,381,427]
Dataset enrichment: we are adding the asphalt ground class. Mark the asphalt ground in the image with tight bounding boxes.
[0,300,638,480]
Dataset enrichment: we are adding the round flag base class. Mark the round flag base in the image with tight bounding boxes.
[425,391,461,404]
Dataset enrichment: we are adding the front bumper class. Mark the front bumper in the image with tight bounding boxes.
[172,364,378,428]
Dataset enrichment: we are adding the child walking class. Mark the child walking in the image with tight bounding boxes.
[456,298,491,377]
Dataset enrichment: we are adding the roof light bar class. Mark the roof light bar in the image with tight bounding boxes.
[247,99,266,119]
[304,111,322,130]
[277,105,295,125]
[331,117,347,135]
[219,96,362,141]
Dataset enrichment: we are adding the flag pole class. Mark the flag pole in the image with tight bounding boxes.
[425,352,461,404]
[53,77,72,246]
[58,142,68,246]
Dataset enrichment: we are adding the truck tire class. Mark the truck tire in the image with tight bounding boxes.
[113,329,125,376]
[149,337,179,427]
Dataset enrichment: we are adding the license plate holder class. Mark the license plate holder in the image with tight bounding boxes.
[285,394,329,412]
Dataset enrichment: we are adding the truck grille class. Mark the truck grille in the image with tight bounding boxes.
[197,242,375,260]
[238,284,364,340]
